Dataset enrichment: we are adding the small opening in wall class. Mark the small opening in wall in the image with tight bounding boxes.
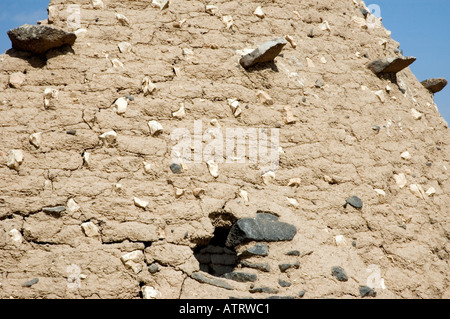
[194,225,238,277]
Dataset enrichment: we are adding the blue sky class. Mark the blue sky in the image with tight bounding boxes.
[0,0,449,123]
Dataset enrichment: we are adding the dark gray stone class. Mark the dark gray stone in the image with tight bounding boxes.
[267,296,295,299]
[66,129,77,135]
[242,243,269,257]
[298,290,306,298]
[249,287,279,294]
[360,8,369,18]
[191,272,234,290]
[241,261,270,272]
[226,212,297,247]
[278,279,291,287]
[360,286,377,298]
[170,163,182,174]
[315,79,324,88]
[223,272,257,283]
[42,206,66,214]
[125,94,135,101]
[285,250,300,256]
[8,24,77,55]
[239,37,287,69]
[279,262,300,273]
[148,263,159,274]
[372,125,381,132]
[332,266,348,282]
[22,278,39,287]
[367,56,416,75]
[345,196,363,209]
[421,78,448,94]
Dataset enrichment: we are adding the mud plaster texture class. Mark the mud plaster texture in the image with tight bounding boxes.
[0,0,449,299]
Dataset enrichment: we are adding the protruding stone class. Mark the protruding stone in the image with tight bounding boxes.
[360,286,377,298]
[67,198,80,214]
[256,90,273,105]
[285,35,297,48]
[143,161,152,174]
[279,262,300,272]
[91,0,103,9]
[335,235,347,247]
[222,16,234,29]
[110,58,124,68]
[411,108,423,120]
[207,160,219,178]
[320,20,331,31]
[401,151,411,160]
[142,76,156,95]
[254,6,265,19]
[170,163,183,174]
[332,266,348,282]
[99,130,117,147]
[345,196,363,209]
[172,103,186,119]
[175,188,185,198]
[118,41,132,53]
[9,72,26,88]
[120,250,144,274]
[284,106,297,124]
[223,272,257,283]
[81,221,100,239]
[82,152,91,167]
[288,178,301,187]
[7,150,24,170]
[42,206,66,214]
[29,132,42,148]
[426,187,436,196]
[421,78,447,94]
[367,56,416,75]
[191,272,234,290]
[193,188,205,198]
[374,189,386,197]
[7,24,76,54]
[9,229,23,243]
[394,173,407,189]
[142,286,161,299]
[243,243,269,257]
[205,5,218,15]
[43,88,59,109]
[226,212,297,247]
[239,37,287,69]
[227,99,241,117]
[306,57,316,68]
[148,120,163,136]
[262,171,276,185]
[286,197,299,208]
[239,189,249,202]
[116,13,130,26]
[374,90,385,103]
[134,197,149,209]
[152,0,169,10]
[113,97,128,115]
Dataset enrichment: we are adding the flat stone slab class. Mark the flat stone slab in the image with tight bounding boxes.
[191,272,234,290]
[223,272,257,283]
[226,212,297,247]
[239,37,287,69]
[8,24,77,54]
[42,206,66,214]
[367,56,416,75]
[421,78,448,93]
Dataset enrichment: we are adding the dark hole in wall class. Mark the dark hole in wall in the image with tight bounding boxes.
[194,226,238,277]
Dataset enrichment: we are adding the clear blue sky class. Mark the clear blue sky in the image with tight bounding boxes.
[0,0,449,123]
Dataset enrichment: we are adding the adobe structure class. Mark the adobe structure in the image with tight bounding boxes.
[0,0,449,299]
